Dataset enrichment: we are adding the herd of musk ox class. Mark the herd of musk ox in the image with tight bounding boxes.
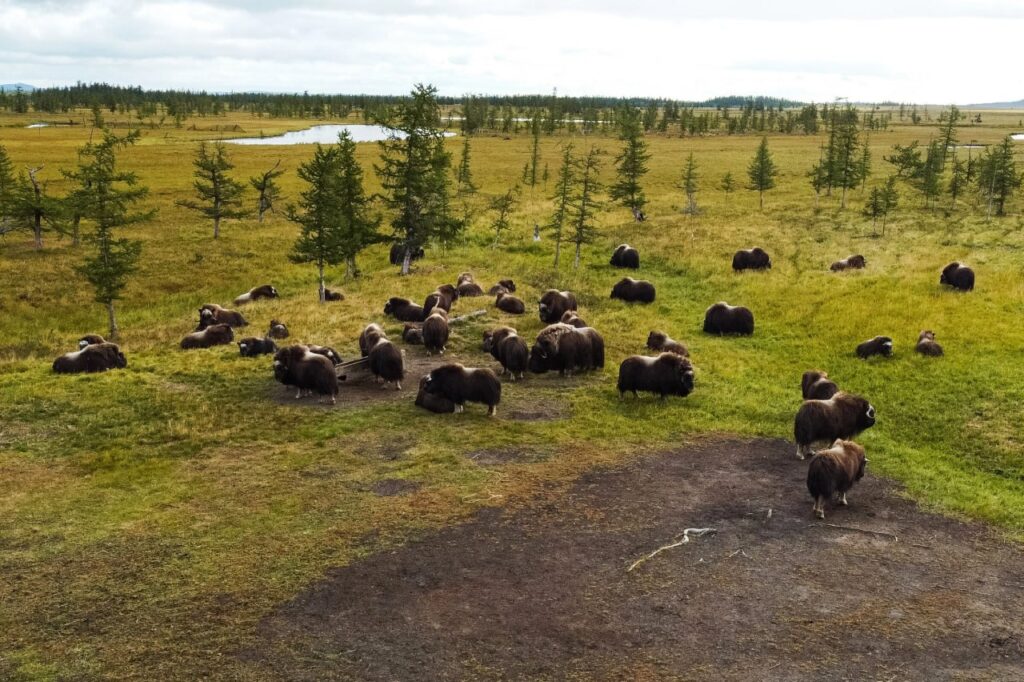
[51,244,978,519]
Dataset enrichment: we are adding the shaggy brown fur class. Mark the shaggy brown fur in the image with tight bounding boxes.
[830,254,866,271]
[610,277,656,303]
[422,364,502,416]
[384,297,425,323]
[703,302,754,335]
[233,284,279,305]
[617,353,694,399]
[856,336,893,359]
[794,392,875,459]
[53,342,127,374]
[267,319,289,339]
[487,279,516,295]
[916,330,944,357]
[368,338,404,389]
[482,327,528,380]
[940,262,975,291]
[415,376,456,413]
[457,281,485,297]
[307,345,343,365]
[78,334,106,349]
[528,323,605,376]
[423,308,450,354]
[538,289,578,323]
[198,304,248,328]
[807,439,867,519]
[273,345,338,403]
[359,323,388,357]
[423,287,456,317]
[495,292,526,314]
[181,323,234,350]
[801,370,839,400]
[402,324,424,345]
[609,244,640,269]
[646,330,689,357]
[324,288,344,301]
[732,247,771,271]
[560,311,588,328]
[238,337,277,357]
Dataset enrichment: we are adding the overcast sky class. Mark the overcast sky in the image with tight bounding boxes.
[1,1,1020,103]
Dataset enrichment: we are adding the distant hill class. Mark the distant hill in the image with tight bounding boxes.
[964,99,1024,109]
[0,83,35,92]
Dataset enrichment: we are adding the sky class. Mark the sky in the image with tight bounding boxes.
[0,0,1021,103]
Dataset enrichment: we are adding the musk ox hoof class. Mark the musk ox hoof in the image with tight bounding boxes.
[840,494,848,506]
[815,508,825,519]
[395,382,402,391]
[488,407,497,417]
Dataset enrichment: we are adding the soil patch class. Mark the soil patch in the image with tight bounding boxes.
[368,479,421,497]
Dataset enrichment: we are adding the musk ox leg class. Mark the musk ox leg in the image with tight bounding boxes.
[840,493,848,506]
[796,444,806,460]
[488,405,497,417]
[295,389,302,400]
[814,496,826,519]
[395,381,402,391]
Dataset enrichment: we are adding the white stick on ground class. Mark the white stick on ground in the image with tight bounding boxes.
[626,528,717,572]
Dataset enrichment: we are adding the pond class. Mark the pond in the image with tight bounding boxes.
[1012,133,1024,141]
[225,124,455,146]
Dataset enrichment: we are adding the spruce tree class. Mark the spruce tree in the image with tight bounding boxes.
[548,143,576,268]
[454,135,477,196]
[528,122,541,189]
[609,107,650,220]
[720,172,735,194]
[885,141,923,178]
[177,141,247,239]
[938,105,960,169]
[0,144,17,236]
[917,141,944,208]
[249,160,284,223]
[746,137,778,209]
[977,136,1022,217]
[679,153,699,214]
[948,156,967,208]
[570,147,602,269]
[9,167,62,248]
[287,144,343,301]
[334,131,382,278]
[489,185,520,247]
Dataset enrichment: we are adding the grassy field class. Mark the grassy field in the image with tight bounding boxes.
[1,106,1022,679]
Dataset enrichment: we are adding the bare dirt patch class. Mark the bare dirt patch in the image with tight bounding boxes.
[368,479,422,497]
[245,437,1024,680]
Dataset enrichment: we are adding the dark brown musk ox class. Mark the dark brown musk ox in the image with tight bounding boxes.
[801,370,839,400]
[389,242,425,266]
[422,285,457,318]
[646,331,689,357]
[560,310,588,328]
[482,326,529,380]
[273,345,338,404]
[732,247,771,271]
[856,335,893,359]
[402,324,424,345]
[53,342,127,374]
[830,254,866,272]
[528,323,605,376]
[617,353,694,399]
[367,337,405,389]
[359,323,388,357]
[422,308,450,355]
[495,292,526,314]
[421,363,502,416]
[307,345,343,365]
[415,375,456,413]
[233,284,279,305]
[807,439,867,519]
[916,330,944,357]
[181,323,234,350]
[538,289,578,324]
[610,243,640,269]
[940,261,975,291]
[238,337,277,357]
[198,304,248,328]
[610,277,656,304]
[77,334,106,349]
[487,279,516,295]
[794,392,876,459]
[267,319,289,339]
[324,288,345,302]
[703,302,754,335]
[455,273,485,297]
[384,297,425,323]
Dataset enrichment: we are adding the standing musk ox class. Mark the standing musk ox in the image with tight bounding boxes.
[560,311,588,328]
[794,392,876,459]
[610,244,640,269]
[538,289,578,324]
[646,331,689,357]
[324,288,345,302]
[181,323,234,350]
[422,308,450,354]
[421,364,502,416]
[423,285,457,318]
[368,337,404,389]
[482,327,529,380]
[267,320,289,339]
[801,370,839,400]
[359,323,388,357]
[495,292,526,315]
[402,324,424,345]
[856,336,893,359]
[198,304,248,328]
[384,297,425,323]
[528,323,605,376]
[238,337,277,357]
[307,345,343,365]
[390,243,425,266]
[233,284,279,305]
[617,353,694,399]
[488,279,516,295]
[940,262,975,291]
[732,247,772,271]
[610,277,656,304]
[415,375,456,413]
[273,345,339,404]
[830,254,866,272]
[53,342,127,374]
[807,439,867,519]
[916,330,944,357]
[703,303,754,336]
[78,334,106,349]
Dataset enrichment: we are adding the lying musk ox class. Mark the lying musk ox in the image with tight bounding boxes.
[794,392,876,459]
[402,324,424,345]
[53,342,127,374]
[940,262,975,291]
[421,364,502,416]
[528,323,605,376]
[807,439,867,519]
[495,292,526,314]
[830,254,866,272]
[916,330,944,357]
[703,302,754,335]
[538,289,578,324]
[610,277,656,304]
[181,323,234,350]
[359,323,387,357]
[78,334,106,349]
[273,345,338,403]
[198,304,248,328]
[488,279,516,295]
[610,244,640,269]
[646,331,689,357]
[368,337,404,389]
[384,297,425,323]
[801,370,839,400]
[560,311,588,328]
[389,243,425,266]
[307,345,343,365]
[423,287,456,317]
[233,284,278,305]
[483,327,529,380]
[238,337,277,357]
[422,308,450,354]
[267,320,289,339]
[856,336,893,359]
[415,375,456,413]
[617,353,694,399]
[324,288,344,302]
[732,247,771,271]
[457,281,485,297]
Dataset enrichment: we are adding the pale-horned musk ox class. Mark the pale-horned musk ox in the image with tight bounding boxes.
[703,302,754,336]
[487,279,516,295]
[384,297,425,323]
[415,375,456,414]
[495,292,526,315]
[560,310,588,328]
[617,353,695,400]
[830,254,866,272]
[482,327,529,380]
[528,324,605,376]
[273,345,338,404]
[538,289,578,324]
[801,370,839,400]
[807,439,867,519]
[916,330,944,357]
[402,324,424,345]
[368,337,404,389]
[422,308,450,355]
[457,280,485,297]
[198,304,248,328]
[794,392,876,459]
[610,277,656,304]
[238,337,277,357]
[307,345,343,365]
[646,331,689,357]
[78,334,106,349]
[324,288,344,302]
[856,335,893,359]
[940,261,975,291]
[53,342,127,374]
[267,319,289,339]
[233,284,279,305]
[389,242,424,266]
[732,247,771,271]
[181,323,234,350]
[421,364,502,416]
[359,323,388,357]
[610,243,640,269]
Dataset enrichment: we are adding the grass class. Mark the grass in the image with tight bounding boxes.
[1,106,1023,679]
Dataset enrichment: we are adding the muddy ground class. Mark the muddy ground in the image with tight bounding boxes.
[245,438,1024,680]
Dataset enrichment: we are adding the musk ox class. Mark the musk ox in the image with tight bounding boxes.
[324,288,345,302]
[646,331,689,357]
[610,244,640,269]
[487,279,516,295]
[482,327,529,380]
[402,324,424,345]
[794,392,876,459]
[238,337,277,357]
[307,345,343,365]
[53,342,127,374]
[421,364,502,416]
[233,284,278,305]
[359,323,388,357]
[807,439,867,519]
[560,311,588,328]
[940,262,974,291]
[384,297,425,323]
[528,323,605,376]
[703,302,754,336]
[78,334,106,349]
[495,292,526,315]
[610,277,656,304]
[273,345,338,404]
[732,247,771,271]
[830,254,866,272]
[422,308,450,354]
[617,353,694,399]
[198,304,248,328]
[801,370,839,400]
[267,319,289,339]
[457,272,475,286]
[390,243,425,266]
[457,281,485,297]
[856,336,893,359]
[368,338,404,389]
[181,323,234,350]
[415,375,456,413]
[423,286,456,317]
[538,289,578,324]
[916,330,944,357]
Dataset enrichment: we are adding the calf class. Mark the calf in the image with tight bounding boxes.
[402,324,424,345]
[610,277,656,304]
[916,330,944,357]
[482,327,528,380]
[856,336,893,359]
[421,364,502,416]
[646,331,688,357]
[267,319,289,339]
[617,353,694,399]
[807,439,867,519]
[801,370,838,400]
[415,375,456,413]
[794,392,875,459]
[307,345,343,365]
[238,337,277,357]
[181,323,234,350]
[560,311,588,328]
